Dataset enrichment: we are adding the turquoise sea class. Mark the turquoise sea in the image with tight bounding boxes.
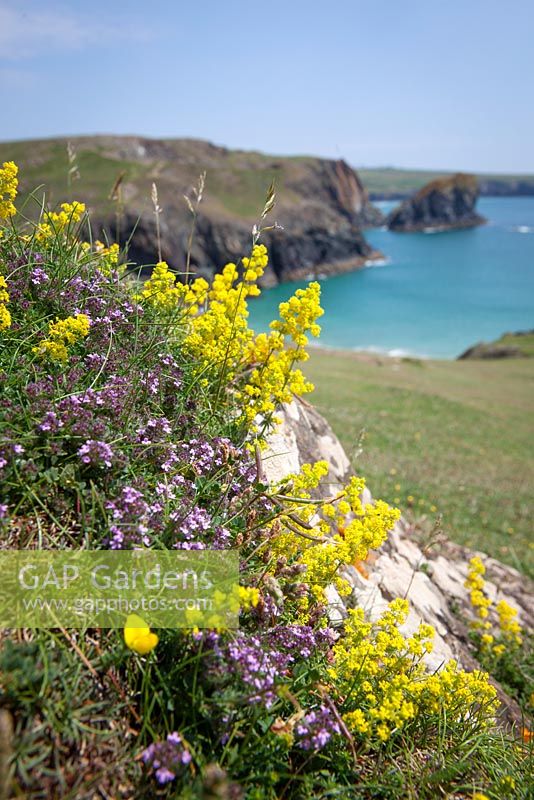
[248,197,534,359]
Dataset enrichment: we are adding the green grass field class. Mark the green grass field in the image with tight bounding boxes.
[305,349,534,577]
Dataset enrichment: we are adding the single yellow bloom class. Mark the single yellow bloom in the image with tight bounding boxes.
[124,613,159,654]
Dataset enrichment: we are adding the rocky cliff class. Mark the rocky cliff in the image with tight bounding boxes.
[0,136,384,284]
[387,173,486,232]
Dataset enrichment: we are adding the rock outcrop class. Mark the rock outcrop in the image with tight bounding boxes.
[264,398,533,724]
[458,329,534,360]
[2,135,384,285]
[116,205,380,287]
[387,173,486,232]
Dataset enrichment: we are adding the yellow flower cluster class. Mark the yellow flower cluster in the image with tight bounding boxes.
[136,260,209,313]
[183,583,260,631]
[182,247,268,384]
[93,241,120,276]
[301,493,399,604]
[465,556,522,656]
[266,463,399,610]
[0,161,18,220]
[232,584,261,612]
[465,556,492,624]
[136,245,323,429]
[0,274,11,331]
[330,599,497,743]
[496,599,522,646]
[33,313,91,363]
[236,281,323,425]
[270,284,323,347]
[240,246,269,296]
[36,202,86,242]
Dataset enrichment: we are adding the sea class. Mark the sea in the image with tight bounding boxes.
[248,197,534,359]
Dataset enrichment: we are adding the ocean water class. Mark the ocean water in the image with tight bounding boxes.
[248,197,534,359]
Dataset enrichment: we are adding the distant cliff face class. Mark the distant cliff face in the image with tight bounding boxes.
[0,135,384,284]
[114,147,385,284]
[386,173,486,232]
[119,209,378,286]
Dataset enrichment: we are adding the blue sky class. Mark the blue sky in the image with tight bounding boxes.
[1,0,533,171]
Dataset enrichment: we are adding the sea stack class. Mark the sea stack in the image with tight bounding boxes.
[387,173,486,232]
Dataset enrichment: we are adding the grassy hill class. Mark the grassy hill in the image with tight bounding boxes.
[305,349,534,578]
[0,136,355,222]
[0,136,294,219]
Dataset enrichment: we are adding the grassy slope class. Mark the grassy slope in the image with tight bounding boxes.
[0,138,301,221]
[0,139,152,217]
[305,350,534,577]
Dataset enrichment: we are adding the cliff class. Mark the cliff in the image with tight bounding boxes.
[0,136,384,284]
[386,173,486,231]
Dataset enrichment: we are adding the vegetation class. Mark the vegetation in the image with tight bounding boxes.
[305,349,534,578]
[0,162,532,798]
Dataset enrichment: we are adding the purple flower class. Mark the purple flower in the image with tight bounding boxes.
[136,417,172,445]
[0,503,8,520]
[296,705,341,751]
[172,506,212,541]
[37,411,63,433]
[211,626,334,707]
[142,732,191,785]
[105,485,155,548]
[30,268,49,285]
[77,439,114,468]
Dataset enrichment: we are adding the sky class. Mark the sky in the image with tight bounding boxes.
[1,0,533,172]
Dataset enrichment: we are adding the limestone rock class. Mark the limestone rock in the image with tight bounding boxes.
[264,398,533,722]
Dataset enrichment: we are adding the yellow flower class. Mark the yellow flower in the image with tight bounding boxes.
[234,585,260,611]
[0,274,11,331]
[33,313,90,363]
[496,598,522,645]
[0,161,18,220]
[94,241,121,276]
[124,613,159,654]
[36,201,86,241]
[0,304,11,331]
